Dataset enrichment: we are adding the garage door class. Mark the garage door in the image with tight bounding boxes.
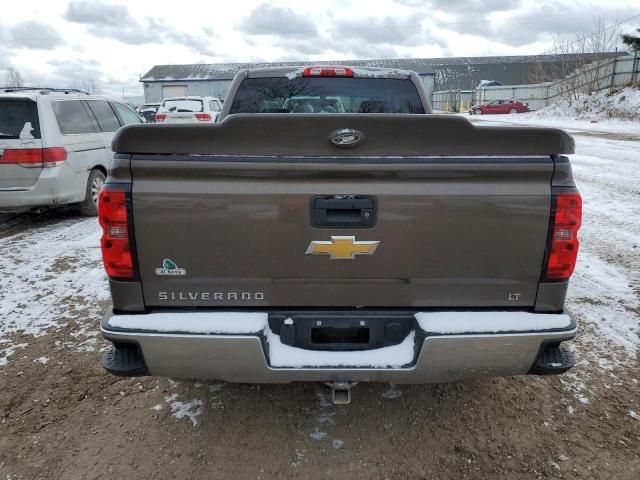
[162,85,187,99]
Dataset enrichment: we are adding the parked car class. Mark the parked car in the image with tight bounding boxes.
[155,96,222,123]
[0,87,144,215]
[100,66,579,404]
[469,99,529,115]
[138,103,161,123]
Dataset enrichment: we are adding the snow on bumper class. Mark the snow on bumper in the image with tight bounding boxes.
[101,310,576,383]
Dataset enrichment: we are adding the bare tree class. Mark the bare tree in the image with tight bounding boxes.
[524,17,622,105]
[551,18,622,105]
[72,78,102,94]
[585,18,621,54]
[523,60,549,84]
[5,67,24,88]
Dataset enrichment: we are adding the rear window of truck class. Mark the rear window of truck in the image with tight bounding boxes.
[229,77,425,114]
[0,99,41,139]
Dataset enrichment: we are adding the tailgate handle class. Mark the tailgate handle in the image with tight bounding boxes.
[311,196,376,228]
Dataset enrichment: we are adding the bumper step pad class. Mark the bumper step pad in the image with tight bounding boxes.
[102,343,149,377]
[530,344,575,375]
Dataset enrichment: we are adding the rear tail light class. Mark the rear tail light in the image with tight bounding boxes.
[0,147,67,168]
[155,113,166,122]
[544,190,582,281]
[42,147,67,167]
[98,185,134,279]
[302,66,354,77]
[194,113,212,121]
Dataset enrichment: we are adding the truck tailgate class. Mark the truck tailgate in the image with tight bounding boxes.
[130,156,552,308]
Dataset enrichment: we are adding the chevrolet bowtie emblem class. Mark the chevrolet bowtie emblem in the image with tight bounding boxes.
[305,236,380,260]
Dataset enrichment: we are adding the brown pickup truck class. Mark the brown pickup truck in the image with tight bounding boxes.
[98,66,581,403]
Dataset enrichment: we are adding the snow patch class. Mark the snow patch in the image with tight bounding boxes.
[382,383,402,399]
[531,87,640,122]
[266,329,415,368]
[34,356,49,365]
[284,66,411,80]
[107,312,267,334]
[415,311,571,334]
[0,343,28,366]
[568,251,639,355]
[167,399,203,426]
[629,411,639,420]
[317,412,335,425]
[19,122,35,140]
[309,430,328,440]
[0,218,108,364]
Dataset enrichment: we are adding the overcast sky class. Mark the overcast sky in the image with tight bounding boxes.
[1,0,638,97]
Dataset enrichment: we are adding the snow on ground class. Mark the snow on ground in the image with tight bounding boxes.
[530,87,640,122]
[472,113,640,136]
[0,218,108,364]
[469,114,640,369]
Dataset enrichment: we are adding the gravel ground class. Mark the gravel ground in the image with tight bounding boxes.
[0,119,638,479]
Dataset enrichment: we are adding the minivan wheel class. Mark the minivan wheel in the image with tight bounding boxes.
[79,169,105,216]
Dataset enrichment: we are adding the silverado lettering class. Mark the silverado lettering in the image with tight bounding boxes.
[158,291,265,301]
[98,65,581,403]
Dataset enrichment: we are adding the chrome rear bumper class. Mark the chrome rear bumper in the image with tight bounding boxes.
[101,309,576,383]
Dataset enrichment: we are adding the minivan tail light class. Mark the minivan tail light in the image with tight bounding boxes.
[155,113,166,122]
[544,191,582,281]
[98,185,134,279]
[0,147,67,168]
[302,67,354,77]
[194,113,212,121]
[1,148,42,167]
[42,147,67,167]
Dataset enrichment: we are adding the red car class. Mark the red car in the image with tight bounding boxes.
[469,99,529,115]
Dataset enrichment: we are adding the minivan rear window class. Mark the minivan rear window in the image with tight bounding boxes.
[229,77,425,114]
[160,99,203,113]
[0,99,41,139]
[53,100,97,135]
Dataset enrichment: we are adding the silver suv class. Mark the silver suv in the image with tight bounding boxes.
[0,88,144,215]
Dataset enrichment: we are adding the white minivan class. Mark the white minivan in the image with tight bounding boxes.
[0,88,144,215]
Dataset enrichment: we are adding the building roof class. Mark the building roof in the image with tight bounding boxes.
[141,59,434,82]
[141,53,623,90]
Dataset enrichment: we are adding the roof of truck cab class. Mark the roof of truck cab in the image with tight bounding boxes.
[242,66,414,80]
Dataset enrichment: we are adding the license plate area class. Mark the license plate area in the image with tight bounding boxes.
[269,311,414,351]
[311,326,370,344]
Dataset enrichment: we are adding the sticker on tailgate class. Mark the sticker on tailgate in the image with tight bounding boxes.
[155,258,187,276]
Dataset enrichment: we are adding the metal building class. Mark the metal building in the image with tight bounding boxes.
[140,53,621,103]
